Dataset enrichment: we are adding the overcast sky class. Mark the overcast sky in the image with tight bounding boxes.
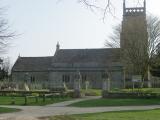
[1,0,160,64]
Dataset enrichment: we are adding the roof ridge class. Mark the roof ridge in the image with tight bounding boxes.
[19,56,53,58]
[59,48,120,50]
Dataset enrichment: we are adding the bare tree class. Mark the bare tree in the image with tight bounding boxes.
[105,25,121,48]
[77,0,145,20]
[78,0,114,20]
[0,8,15,54]
[2,57,11,75]
[57,0,146,21]
[147,16,160,60]
[105,15,160,85]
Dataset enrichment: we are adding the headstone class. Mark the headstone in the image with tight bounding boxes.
[102,78,110,91]
[102,79,107,91]
[85,80,89,90]
[16,84,19,90]
[74,70,82,98]
[24,83,30,91]
[102,72,110,91]
[102,72,110,98]
[63,82,68,91]
[74,71,82,90]
[24,73,30,91]
[74,79,80,91]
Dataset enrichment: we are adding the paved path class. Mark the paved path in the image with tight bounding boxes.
[0,96,160,120]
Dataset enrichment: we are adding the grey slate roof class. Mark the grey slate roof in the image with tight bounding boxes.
[52,48,121,63]
[12,56,52,72]
[12,48,121,72]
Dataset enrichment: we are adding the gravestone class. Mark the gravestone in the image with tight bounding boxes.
[63,82,68,91]
[24,83,30,91]
[102,72,110,98]
[74,71,82,98]
[16,84,19,90]
[102,79,107,91]
[85,80,89,90]
[102,78,110,91]
[102,72,110,91]
[24,73,30,91]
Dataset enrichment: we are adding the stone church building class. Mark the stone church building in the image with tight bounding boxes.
[12,47,123,89]
[11,0,148,90]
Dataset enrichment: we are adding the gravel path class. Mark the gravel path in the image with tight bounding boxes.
[0,96,160,120]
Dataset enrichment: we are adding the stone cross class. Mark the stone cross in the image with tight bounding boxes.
[102,72,110,92]
[74,71,81,91]
[74,70,82,98]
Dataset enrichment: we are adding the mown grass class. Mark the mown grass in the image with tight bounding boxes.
[81,88,160,96]
[0,96,71,106]
[120,88,160,93]
[69,98,160,107]
[50,109,160,120]
[107,88,160,93]
[0,107,21,114]
[81,89,101,96]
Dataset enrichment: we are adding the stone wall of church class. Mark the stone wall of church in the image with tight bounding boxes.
[49,71,103,89]
[12,69,124,90]
[49,70,124,89]
[12,71,49,89]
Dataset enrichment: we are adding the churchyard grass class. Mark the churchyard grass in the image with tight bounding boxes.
[81,89,101,96]
[78,88,160,97]
[69,98,160,107]
[49,109,160,120]
[0,96,71,106]
[81,88,160,95]
[0,107,20,113]
[113,88,160,93]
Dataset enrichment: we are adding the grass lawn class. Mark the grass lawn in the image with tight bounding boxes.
[49,109,160,120]
[80,88,160,96]
[120,88,160,93]
[0,107,20,114]
[69,98,160,107]
[0,96,71,106]
[81,89,101,96]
